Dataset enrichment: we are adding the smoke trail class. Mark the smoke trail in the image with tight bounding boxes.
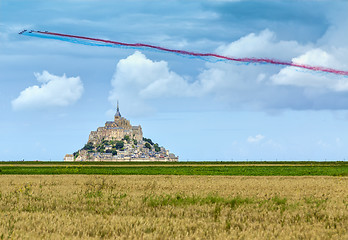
[20,30,348,76]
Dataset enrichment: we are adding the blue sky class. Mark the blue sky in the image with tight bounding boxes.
[1,0,348,161]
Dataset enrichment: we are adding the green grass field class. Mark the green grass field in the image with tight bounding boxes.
[0,161,347,176]
[0,160,346,165]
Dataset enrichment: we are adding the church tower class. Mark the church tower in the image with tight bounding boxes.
[114,100,121,121]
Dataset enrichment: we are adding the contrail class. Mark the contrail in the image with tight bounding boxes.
[20,30,348,76]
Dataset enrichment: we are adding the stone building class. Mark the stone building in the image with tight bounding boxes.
[63,154,74,161]
[88,102,143,144]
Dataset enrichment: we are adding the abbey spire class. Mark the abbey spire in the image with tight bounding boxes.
[115,100,121,118]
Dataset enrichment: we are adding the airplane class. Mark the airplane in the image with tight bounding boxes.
[18,30,27,34]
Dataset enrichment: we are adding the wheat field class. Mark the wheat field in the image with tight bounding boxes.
[0,175,347,239]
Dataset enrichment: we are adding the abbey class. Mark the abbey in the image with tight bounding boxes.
[88,102,143,145]
[65,103,178,162]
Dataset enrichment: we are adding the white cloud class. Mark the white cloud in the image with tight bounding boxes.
[194,25,348,110]
[271,49,348,92]
[269,5,348,97]
[109,18,348,115]
[247,134,265,143]
[109,51,194,116]
[216,29,310,59]
[12,71,83,110]
[184,29,314,110]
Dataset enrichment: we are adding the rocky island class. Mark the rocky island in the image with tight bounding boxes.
[64,102,178,161]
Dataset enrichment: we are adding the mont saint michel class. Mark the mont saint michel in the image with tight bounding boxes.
[65,103,178,162]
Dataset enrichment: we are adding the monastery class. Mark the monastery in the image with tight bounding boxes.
[64,102,178,162]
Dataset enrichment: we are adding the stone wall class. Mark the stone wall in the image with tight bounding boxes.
[88,117,143,144]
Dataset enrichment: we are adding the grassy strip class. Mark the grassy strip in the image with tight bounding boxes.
[0,165,347,176]
[0,161,347,165]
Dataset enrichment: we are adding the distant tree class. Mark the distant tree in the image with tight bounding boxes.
[154,143,160,152]
[73,151,79,159]
[145,142,152,150]
[133,139,138,145]
[112,149,117,156]
[96,143,105,153]
[105,149,112,153]
[82,142,94,151]
[143,137,154,145]
[115,141,124,150]
[123,135,130,143]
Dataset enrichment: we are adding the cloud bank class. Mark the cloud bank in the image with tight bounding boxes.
[109,22,348,115]
[12,71,83,111]
[109,51,193,116]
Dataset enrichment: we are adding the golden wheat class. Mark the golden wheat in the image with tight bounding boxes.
[0,175,347,239]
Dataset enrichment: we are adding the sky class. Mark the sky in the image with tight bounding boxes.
[1,0,348,161]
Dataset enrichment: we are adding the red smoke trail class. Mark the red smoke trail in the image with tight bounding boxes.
[20,30,348,76]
